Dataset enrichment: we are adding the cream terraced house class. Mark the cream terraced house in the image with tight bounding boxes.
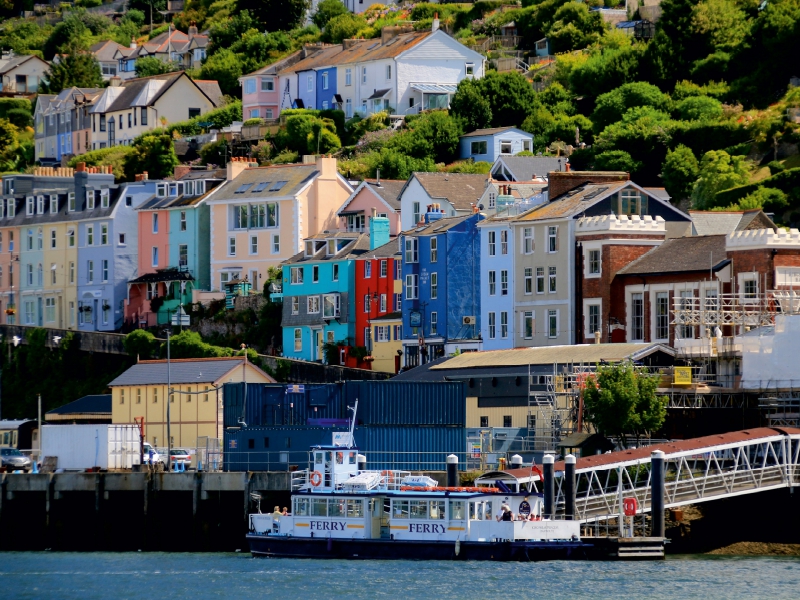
[88,72,223,150]
[509,173,691,347]
[207,156,353,291]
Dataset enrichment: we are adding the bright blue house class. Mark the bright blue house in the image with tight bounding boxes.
[280,219,391,362]
[400,210,484,368]
[316,66,338,111]
[459,127,534,163]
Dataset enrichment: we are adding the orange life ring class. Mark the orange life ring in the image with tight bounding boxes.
[381,470,395,482]
[310,470,323,487]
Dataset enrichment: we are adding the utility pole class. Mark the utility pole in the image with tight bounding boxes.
[37,393,42,462]
[166,329,172,469]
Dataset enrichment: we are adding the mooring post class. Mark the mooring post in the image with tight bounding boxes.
[543,454,555,520]
[446,454,459,488]
[651,450,665,538]
[564,454,576,520]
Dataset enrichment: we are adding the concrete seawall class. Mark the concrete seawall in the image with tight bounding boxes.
[0,471,444,551]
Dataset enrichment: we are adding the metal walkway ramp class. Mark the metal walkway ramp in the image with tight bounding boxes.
[477,427,800,524]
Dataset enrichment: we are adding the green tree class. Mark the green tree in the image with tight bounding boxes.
[674,95,723,121]
[135,56,178,78]
[393,110,463,164]
[545,1,606,53]
[582,361,666,448]
[124,129,179,181]
[123,329,159,360]
[321,12,367,43]
[569,42,645,98]
[591,82,672,134]
[198,48,244,97]
[40,50,103,94]
[449,79,492,132]
[313,0,348,28]
[691,150,750,209]
[661,145,699,202]
[237,0,310,32]
[0,118,20,171]
[718,186,788,213]
[451,71,536,129]
[594,150,642,174]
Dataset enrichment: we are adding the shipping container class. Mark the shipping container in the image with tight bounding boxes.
[223,424,467,473]
[41,424,141,470]
[223,383,346,428]
[223,426,349,472]
[345,381,466,427]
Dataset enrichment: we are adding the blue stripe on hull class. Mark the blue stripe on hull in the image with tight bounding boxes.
[247,535,596,561]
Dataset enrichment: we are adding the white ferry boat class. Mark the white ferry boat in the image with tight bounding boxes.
[246,442,590,561]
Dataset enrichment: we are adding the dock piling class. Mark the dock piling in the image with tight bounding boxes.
[651,450,665,538]
[543,454,555,520]
[564,454,576,520]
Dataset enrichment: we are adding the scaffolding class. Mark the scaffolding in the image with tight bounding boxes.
[527,363,593,453]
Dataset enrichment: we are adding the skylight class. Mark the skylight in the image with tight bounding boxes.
[252,182,269,192]
[269,181,287,192]
[234,184,252,194]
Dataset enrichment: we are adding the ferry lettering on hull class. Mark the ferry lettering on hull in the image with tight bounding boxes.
[408,523,446,534]
[310,521,347,531]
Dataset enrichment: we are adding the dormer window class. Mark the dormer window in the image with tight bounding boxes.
[49,195,58,214]
[86,190,95,210]
[156,183,167,198]
[195,180,205,195]
[37,195,45,215]
[184,181,194,196]
[327,240,336,255]
[26,196,34,216]
[305,240,314,256]
[100,189,110,209]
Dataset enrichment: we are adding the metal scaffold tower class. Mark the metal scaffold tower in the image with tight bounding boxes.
[527,363,593,453]
[671,290,800,331]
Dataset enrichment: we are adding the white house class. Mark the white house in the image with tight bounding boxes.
[397,172,488,232]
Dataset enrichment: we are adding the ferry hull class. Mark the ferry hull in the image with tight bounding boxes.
[247,534,595,562]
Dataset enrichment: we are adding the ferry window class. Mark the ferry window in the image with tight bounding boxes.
[348,452,356,465]
[429,500,445,520]
[346,499,363,518]
[469,502,478,520]
[248,439,254,449]
[295,498,309,516]
[329,500,346,518]
[315,452,323,464]
[264,437,269,448]
[450,501,465,520]
[310,499,328,517]
[393,500,409,519]
[336,452,344,464]
[409,500,428,519]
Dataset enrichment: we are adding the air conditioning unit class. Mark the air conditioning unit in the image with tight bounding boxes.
[463,316,476,326]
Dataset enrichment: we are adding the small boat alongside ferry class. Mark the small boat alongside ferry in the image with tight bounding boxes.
[246,441,592,561]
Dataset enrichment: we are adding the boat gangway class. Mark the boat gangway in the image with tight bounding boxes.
[476,427,800,524]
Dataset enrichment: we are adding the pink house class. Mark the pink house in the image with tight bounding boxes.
[126,202,172,327]
[337,179,403,235]
[239,50,305,120]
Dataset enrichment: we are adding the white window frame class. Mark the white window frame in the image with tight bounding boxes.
[291,297,300,315]
[405,274,418,300]
[524,267,533,295]
[547,225,559,253]
[430,272,438,299]
[500,230,508,255]
[488,231,496,256]
[307,295,320,314]
[290,267,304,284]
[548,266,557,294]
[583,298,602,340]
[294,328,302,352]
[488,312,496,339]
[522,227,533,254]
[522,311,534,339]
[488,270,496,296]
[547,309,559,339]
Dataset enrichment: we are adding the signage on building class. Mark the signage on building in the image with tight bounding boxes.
[332,432,353,446]
[410,311,421,327]
[288,384,305,394]
[673,367,692,385]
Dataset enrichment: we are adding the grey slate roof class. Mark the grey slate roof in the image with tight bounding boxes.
[403,213,475,236]
[492,156,569,180]
[214,164,319,200]
[194,80,224,107]
[461,126,525,138]
[283,233,371,264]
[409,172,488,210]
[108,357,271,386]
[357,237,400,260]
[617,235,728,276]
[363,179,404,210]
[46,394,111,416]
[690,210,777,236]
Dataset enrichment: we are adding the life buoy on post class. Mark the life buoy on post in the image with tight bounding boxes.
[623,497,638,516]
[310,470,323,487]
[381,470,394,483]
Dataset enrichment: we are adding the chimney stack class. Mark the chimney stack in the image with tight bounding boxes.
[130,37,137,49]
[376,168,380,186]
[109,76,121,87]
[188,21,198,37]
[432,12,440,32]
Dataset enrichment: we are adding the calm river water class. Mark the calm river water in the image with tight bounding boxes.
[2,552,798,599]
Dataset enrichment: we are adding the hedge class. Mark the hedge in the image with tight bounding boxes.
[0,98,31,120]
[714,167,800,208]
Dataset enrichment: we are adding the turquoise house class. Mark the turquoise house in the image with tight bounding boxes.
[167,199,211,291]
[280,231,373,362]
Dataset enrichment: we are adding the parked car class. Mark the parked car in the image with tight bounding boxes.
[167,448,193,470]
[0,448,33,472]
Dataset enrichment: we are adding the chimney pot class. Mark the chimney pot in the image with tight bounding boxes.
[77,162,86,172]
[142,171,148,180]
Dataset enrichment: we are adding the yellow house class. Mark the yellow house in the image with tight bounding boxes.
[109,356,275,448]
[369,311,403,374]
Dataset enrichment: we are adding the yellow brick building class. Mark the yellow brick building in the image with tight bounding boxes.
[109,356,275,448]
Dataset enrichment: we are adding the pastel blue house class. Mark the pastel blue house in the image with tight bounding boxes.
[459,127,534,163]
[296,68,316,110]
[400,210,483,368]
[76,178,155,331]
[477,207,518,351]
[316,66,338,111]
